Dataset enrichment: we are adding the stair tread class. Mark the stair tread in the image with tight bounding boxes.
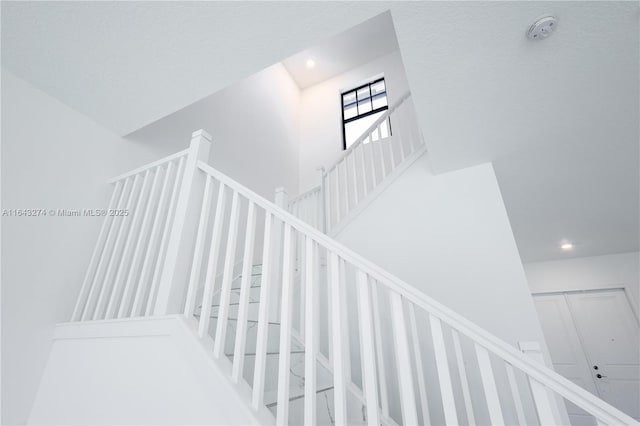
[264,385,335,409]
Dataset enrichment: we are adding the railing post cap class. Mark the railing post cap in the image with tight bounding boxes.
[191,129,212,142]
[275,187,288,195]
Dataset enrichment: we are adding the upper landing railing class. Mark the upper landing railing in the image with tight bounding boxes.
[289,91,426,234]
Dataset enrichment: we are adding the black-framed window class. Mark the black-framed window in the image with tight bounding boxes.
[341,78,390,150]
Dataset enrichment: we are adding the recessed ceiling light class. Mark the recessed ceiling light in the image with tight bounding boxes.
[560,243,573,251]
[306,59,315,69]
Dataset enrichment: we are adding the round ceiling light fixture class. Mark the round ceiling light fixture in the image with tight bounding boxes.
[527,16,557,40]
[560,242,574,251]
[306,59,316,69]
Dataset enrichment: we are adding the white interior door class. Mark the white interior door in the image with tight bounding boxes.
[534,289,640,424]
[565,290,640,421]
[533,294,599,425]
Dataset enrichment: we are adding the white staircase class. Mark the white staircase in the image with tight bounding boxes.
[62,126,638,426]
[288,91,426,235]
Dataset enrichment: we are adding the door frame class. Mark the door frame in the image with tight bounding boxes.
[532,286,640,325]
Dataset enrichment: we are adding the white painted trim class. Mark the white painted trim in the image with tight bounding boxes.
[532,286,640,324]
[108,149,189,184]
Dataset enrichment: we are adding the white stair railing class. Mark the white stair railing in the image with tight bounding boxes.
[321,91,425,231]
[71,148,191,321]
[73,130,638,426]
[287,185,324,232]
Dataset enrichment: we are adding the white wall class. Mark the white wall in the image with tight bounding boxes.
[298,50,410,192]
[127,63,301,201]
[336,155,546,345]
[1,70,173,425]
[28,316,273,425]
[335,154,554,424]
[524,252,640,313]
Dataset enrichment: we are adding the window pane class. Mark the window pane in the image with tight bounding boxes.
[358,98,372,114]
[357,86,371,101]
[344,110,386,148]
[372,93,388,110]
[371,80,386,96]
[344,102,357,120]
[343,91,356,107]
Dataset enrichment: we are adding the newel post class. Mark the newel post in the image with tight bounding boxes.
[519,341,569,426]
[153,130,212,315]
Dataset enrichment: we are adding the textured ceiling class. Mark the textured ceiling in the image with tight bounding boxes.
[3,1,638,262]
[391,1,639,261]
[1,1,392,135]
[281,12,399,89]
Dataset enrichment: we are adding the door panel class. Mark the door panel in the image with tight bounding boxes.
[533,295,598,424]
[566,290,640,421]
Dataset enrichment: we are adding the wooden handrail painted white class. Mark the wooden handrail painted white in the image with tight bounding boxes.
[108,149,189,184]
[288,185,320,205]
[195,160,637,426]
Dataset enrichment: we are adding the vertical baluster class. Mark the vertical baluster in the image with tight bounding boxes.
[430,314,459,424]
[370,280,389,417]
[252,212,273,410]
[368,141,378,187]
[304,236,317,426]
[131,162,175,316]
[452,329,476,425]
[475,343,505,425]
[213,191,241,358]
[408,303,431,425]
[145,157,186,315]
[105,171,152,319]
[341,159,350,215]
[298,220,306,338]
[276,224,295,426]
[386,127,397,170]
[520,342,561,426]
[339,259,352,381]
[87,177,133,320]
[232,201,256,382]
[312,191,319,229]
[529,377,557,425]
[72,180,123,321]
[505,363,527,426]
[329,252,348,425]
[396,111,407,162]
[198,182,227,337]
[375,131,387,180]
[359,144,369,199]
[183,175,213,318]
[118,168,163,318]
[357,271,381,426]
[326,250,334,366]
[390,292,418,426]
[320,170,333,232]
[350,151,359,206]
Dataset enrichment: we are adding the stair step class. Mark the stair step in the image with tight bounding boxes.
[194,313,281,326]
[265,385,334,409]
[226,350,306,357]
[210,301,261,308]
